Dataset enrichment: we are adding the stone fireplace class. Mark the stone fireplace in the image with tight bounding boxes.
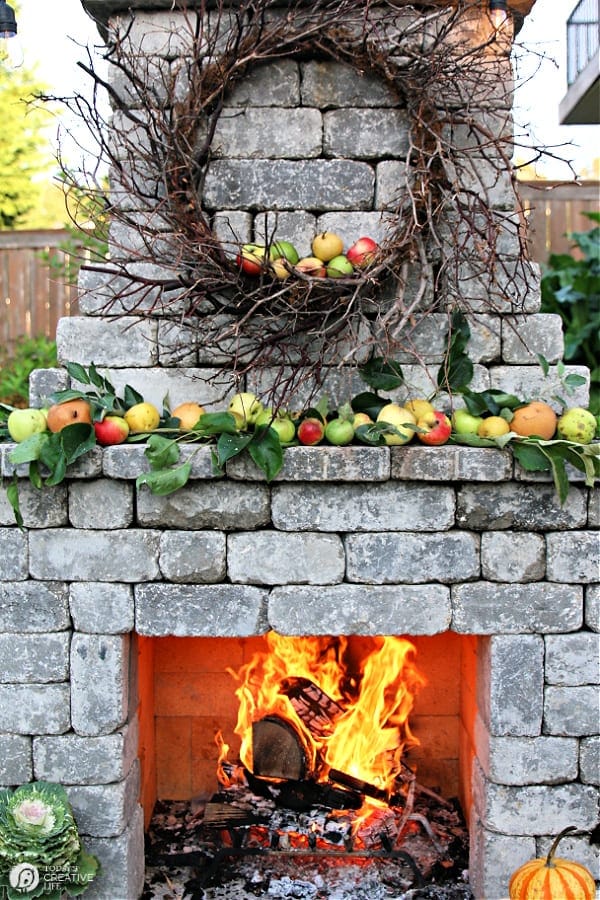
[0,1,598,898]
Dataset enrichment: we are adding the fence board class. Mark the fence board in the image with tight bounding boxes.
[0,230,77,353]
[518,180,599,263]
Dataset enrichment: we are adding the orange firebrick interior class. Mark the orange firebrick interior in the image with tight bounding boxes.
[137,634,479,829]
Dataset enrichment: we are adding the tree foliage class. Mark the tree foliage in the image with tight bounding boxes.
[0,53,55,229]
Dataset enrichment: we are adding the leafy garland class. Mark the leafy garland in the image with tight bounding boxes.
[2,314,598,526]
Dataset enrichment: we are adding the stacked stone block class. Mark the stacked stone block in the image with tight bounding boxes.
[1,443,598,898]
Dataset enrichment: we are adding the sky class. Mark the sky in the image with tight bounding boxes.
[14,0,600,179]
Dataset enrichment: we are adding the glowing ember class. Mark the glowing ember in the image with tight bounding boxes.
[217,635,425,803]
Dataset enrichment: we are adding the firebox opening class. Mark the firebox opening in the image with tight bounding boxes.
[136,632,479,833]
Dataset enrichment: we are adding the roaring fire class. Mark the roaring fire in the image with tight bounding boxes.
[217,634,426,802]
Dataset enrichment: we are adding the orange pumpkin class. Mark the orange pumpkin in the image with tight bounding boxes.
[509,826,596,899]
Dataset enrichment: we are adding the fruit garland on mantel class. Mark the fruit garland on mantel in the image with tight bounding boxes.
[2,316,598,525]
[50,0,546,407]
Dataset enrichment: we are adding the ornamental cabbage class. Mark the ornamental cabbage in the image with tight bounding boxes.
[0,782,99,899]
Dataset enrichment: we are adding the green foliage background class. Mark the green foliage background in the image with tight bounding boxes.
[0,335,57,407]
[540,212,600,417]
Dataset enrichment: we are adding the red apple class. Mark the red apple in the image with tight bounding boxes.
[94,415,130,446]
[417,410,452,446]
[236,244,266,276]
[296,417,325,445]
[295,256,327,277]
[346,236,379,268]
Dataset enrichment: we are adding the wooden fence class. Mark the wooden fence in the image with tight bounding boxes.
[0,230,78,353]
[0,183,598,350]
[518,180,599,261]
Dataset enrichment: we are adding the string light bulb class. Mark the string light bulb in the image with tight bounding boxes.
[0,0,23,69]
[489,0,510,31]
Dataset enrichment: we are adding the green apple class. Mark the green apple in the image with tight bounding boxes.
[326,255,354,278]
[228,392,263,426]
[325,418,355,445]
[269,240,299,265]
[556,407,597,444]
[451,408,484,436]
[7,407,48,442]
[255,409,296,443]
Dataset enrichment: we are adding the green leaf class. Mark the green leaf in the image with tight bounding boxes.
[136,461,192,495]
[544,450,570,505]
[6,478,23,529]
[537,353,550,376]
[449,433,496,447]
[438,309,473,392]
[563,373,587,389]
[196,412,240,435]
[65,362,92,385]
[214,431,253,468]
[462,388,523,417]
[88,362,114,393]
[354,422,388,445]
[144,434,181,470]
[8,432,49,465]
[351,391,388,420]
[248,427,284,481]
[48,388,92,404]
[123,384,145,407]
[511,441,551,472]
[359,356,404,392]
[56,423,96,464]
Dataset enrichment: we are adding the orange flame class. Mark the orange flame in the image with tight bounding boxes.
[219,634,425,797]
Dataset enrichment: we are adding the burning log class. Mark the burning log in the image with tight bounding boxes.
[245,770,363,812]
[280,676,345,738]
[252,715,310,780]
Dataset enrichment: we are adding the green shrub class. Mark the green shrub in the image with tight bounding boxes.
[0,335,57,408]
[540,212,600,416]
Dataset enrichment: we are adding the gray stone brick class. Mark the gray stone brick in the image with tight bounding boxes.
[28,367,69,407]
[324,109,409,158]
[156,320,199,366]
[268,584,452,635]
[0,684,70,734]
[70,583,135,634]
[71,634,130,736]
[69,480,134,529]
[586,584,600,632]
[481,531,545,581]
[580,735,600,785]
[212,211,253,258]
[452,583,582,634]
[56,316,158,366]
[228,532,344,585]
[544,686,600,736]
[203,160,375,211]
[34,719,138,785]
[214,107,322,158]
[254,210,317,258]
[0,734,32,785]
[227,59,300,106]
[345,532,479,583]
[457,483,587,530]
[390,446,512,482]
[271,483,455,532]
[159,531,226,583]
[469,818,535,900]
[480,731,579,785]
[375,161,410,209]
[490,365,590,409]
[315,211,389,247]
[83,805,145,900]
[501,313,565,363]
[589,489,600,528]
[450,260,541,314]
[0,633,70,684]
[545,633,600,685]
[135,583,268,636]
[227,446,390,482]
[546,531,600,583]
[474,767,598,834]
[0,482,68,527]
[300,61,398,108]
[67,760,140,838]
[478,635,544,736]
[0,529,28,580]
[29,529,161,582]
[136,481,270,529]
[0,582,69,632]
